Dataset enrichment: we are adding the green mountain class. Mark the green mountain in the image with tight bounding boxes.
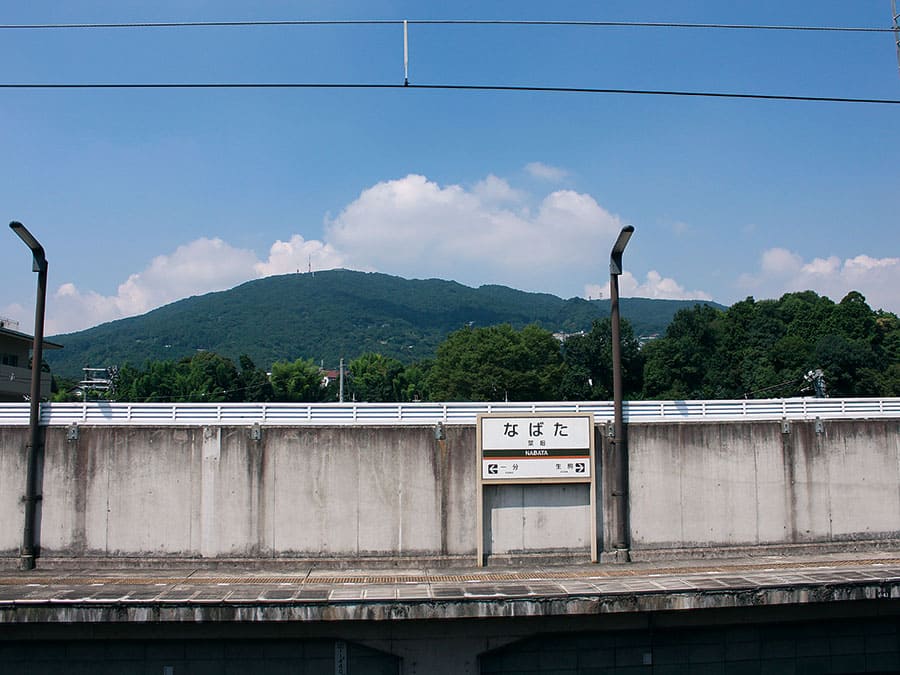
[46,270,724,378]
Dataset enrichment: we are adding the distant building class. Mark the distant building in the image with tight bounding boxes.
[552,330,586,342]
[637,333,661,348]
[321,369,341,387]
[0,323,63,402]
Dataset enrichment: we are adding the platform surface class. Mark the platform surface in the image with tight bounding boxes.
[2,550,900,623]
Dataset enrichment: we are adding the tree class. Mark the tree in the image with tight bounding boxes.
[175,351,242,402]
[110,352,243,402]
[397,360,432,402]
[238,354,273,402]
[640,291,898,399]
[426,324,564,401]
[348,353,405,402]
[115,360,178,401]
[560,317,643,400]
[642,304,722,399]
[872,312,900,395]
[50,375,80,402]
[270,358,329,402]
[827,291,876,341]
[814,335,877,397]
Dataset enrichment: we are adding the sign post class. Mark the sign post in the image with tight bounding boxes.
[476,413,596,566]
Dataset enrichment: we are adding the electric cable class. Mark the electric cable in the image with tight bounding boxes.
[0,81,897,105]
[0,19,892,33]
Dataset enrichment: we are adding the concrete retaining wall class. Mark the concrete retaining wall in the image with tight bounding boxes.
[628,419,900,553]
[0,428,27,556]
[1,418,897,564]
[3,426,480,562]
[1,424,593,563]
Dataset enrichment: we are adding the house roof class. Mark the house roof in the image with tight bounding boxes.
[0,325,63,350]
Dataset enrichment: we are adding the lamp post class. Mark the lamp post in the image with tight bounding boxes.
[10,221,48,571]
[609,225,633,556]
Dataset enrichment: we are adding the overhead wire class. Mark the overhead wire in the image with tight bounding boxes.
[744,376,806,399]
[1,17,896,105]
[0,19,893,33]
[0,82,897,105]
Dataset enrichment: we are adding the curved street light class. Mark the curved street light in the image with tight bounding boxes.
[609,225,633,558]
[10,221,48,571]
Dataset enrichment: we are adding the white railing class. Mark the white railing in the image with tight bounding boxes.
[0,398,897,427]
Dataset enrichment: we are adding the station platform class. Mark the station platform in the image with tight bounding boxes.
[2,550,900,624]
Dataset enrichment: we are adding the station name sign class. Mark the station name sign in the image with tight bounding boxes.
[478,413,593,482]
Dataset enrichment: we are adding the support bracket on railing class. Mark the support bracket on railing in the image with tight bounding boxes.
[250,422,262,442]
[66,424,78,441]
[781,418,791,435]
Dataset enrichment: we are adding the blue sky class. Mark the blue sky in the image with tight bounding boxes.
[2,1,898,335]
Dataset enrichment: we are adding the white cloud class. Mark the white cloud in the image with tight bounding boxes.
[47,238,260,334]
[325,174,623,292]
[472,174,523,204]
[525,161,568,182]
[739,247,900,312]
[624,270,713,301]
[51,283,126,333]
[254,234,347,277]
[758,247,803,276]
[46,233,356,333]
[40,171,681,333]
[118,238,259,311]
[584,271,712,302]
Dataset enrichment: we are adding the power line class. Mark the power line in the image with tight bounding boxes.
[744,375,804,399]
[1,81,898,105]
[0,19,893,33]
[416,84,900,105]
[0,20,398,29]
[408,19,895,33]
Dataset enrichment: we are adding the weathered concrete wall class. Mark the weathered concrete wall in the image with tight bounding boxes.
[1,418,898,563]
[0,428,27,555]
[484,483,592,557]
[0,424,597,563]
[628,419,900,552]
[17,425,483,561]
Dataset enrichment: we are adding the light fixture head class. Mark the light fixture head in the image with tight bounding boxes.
[10,222,47,272]
[609,225,634,275]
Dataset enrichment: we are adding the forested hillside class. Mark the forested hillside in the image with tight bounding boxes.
[46,270,720,378]
[54,290,898,403]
